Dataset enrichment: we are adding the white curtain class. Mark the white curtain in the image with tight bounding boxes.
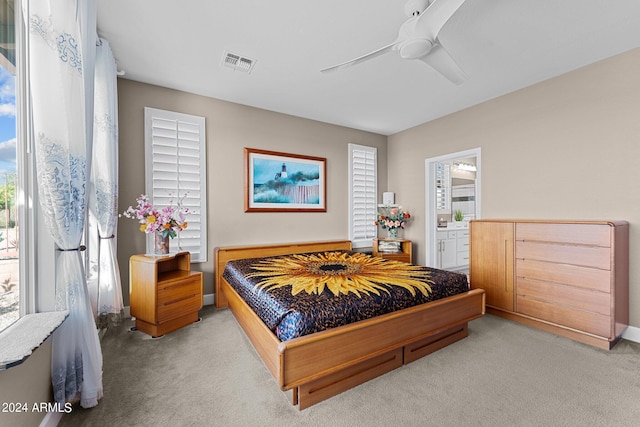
[26,0,103,408]
[87,38,123,329]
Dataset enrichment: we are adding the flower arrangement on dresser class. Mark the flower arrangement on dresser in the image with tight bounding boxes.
[375,206,411,239]
[122,194,189,254]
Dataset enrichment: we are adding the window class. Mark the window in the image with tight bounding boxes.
[0,0,19,333]
[348,144,377,248]
[144,107,207,262]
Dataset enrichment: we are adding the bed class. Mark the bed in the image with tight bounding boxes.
[215,240,485,409]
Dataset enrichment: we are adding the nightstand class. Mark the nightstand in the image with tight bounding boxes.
[372,238,412,264]
[129,252,203,337]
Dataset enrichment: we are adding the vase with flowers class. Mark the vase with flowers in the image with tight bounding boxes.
[375,206,411,239]
[122,194,189,255]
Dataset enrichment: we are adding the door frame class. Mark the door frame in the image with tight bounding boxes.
[424,148,481,267]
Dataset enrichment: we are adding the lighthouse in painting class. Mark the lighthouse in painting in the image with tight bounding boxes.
[250,154,322,208]
[274,163,288,181]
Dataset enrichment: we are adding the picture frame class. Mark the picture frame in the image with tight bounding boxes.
[244,148,327,212]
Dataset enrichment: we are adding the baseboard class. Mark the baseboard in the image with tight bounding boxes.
[203,293,214,306]
[622,325,640,343]
[39,411,63,427]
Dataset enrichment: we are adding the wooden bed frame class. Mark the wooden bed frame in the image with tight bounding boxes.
[215,240,485,409]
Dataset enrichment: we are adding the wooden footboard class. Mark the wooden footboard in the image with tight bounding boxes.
[215,241,486,409]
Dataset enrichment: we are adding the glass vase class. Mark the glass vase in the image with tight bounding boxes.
[154,232,170,255]
[387,228,399,239]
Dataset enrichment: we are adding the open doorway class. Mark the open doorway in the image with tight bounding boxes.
[424,148,481,269]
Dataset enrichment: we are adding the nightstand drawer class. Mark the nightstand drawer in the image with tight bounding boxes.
[158,275,201,302]
[157,275,202,322]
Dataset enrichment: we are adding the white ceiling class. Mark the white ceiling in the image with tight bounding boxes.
[96,0,640,136]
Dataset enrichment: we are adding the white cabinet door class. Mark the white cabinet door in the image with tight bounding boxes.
[438,237,457,269]
[440,238,457,268]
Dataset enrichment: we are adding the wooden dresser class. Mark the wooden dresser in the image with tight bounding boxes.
[470,220,628,349]
[130,252,203,337]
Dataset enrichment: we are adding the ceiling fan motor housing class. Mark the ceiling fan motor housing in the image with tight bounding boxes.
[399,39,434,59]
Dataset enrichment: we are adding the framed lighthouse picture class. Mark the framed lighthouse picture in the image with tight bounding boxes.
[244,148,327,212]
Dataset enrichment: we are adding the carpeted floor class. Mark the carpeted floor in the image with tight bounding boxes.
[59,306,640,427]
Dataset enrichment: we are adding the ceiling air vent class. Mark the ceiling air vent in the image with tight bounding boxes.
[222,51,256,73]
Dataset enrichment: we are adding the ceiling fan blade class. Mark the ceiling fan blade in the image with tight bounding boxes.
[320,42,397,73]
[415,0,467,39]
[418,44,468,85]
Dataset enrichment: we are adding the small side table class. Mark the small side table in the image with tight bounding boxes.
[129,252,203,337]
[372,239,412,264]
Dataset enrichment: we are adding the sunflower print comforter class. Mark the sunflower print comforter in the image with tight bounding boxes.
[222,251,469,341]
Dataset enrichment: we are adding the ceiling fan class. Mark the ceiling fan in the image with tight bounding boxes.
[320,0,468,85]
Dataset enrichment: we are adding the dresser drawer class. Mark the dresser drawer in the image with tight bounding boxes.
[516,259,611,293]
[456,251,469,266]
[516,223,611,247]
[516,241,610,270]
[456,229,469,239]
[516,296,611,338]
[516,277,611,316]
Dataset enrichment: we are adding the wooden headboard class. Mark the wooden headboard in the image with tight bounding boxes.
[214,240,353,308]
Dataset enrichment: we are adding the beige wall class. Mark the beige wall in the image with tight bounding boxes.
[0,340,53,427]
[388,48,640,328]
[116,80,388,304]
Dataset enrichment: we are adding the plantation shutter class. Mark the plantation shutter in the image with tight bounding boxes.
[144,107,207,262]
[349,144,378,248]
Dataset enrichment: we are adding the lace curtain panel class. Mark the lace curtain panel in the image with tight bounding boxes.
[26,0,103,408]
[87,38,123,330]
